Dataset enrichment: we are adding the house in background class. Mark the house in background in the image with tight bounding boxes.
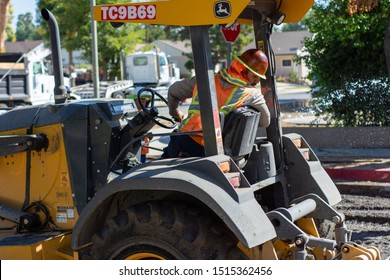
[136,39,193,78]
[7,31,310,83]
[4,40,46,56]
[61,49,88,69]
[149,31,312,82]
[6,40,89,71]
[245,30,312,83]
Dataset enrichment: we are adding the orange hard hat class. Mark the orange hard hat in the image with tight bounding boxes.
[236,49,268,79]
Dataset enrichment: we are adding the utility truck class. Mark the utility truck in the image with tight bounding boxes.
[0,1,383,260]
[125,50,180,87]
[0,46,74,108]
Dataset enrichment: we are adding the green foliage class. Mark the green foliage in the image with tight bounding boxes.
[209,24,254,66]
[299,0,390,127]
[300,0,389,91]
[163,26,190,41]
[184,59,194,71]
[144,25,166,43]
[5,2,15,42]
[15,12,42,41]
[33,1,256,80]
[93,20,143,79]
[145,23,253,68]
[37,0,89,51]
[314,77,390,126]
[281,22,306,32]
[288,71,299,84]
[37,0,144,80]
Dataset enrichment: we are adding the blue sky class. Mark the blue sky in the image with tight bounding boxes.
[10,0,38,29]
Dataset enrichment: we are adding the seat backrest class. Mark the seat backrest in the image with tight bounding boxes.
[222,107,260,160]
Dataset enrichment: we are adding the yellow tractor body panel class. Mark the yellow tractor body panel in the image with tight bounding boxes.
[0,129,27,209]
[28,124,78,230]
[94,0,314,26]
[94,0,250,26]
[278,0,314,23]
[0,231,75,260]
[0,124,78,231]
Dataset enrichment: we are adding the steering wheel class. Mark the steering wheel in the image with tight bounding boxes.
[137,87,177,129]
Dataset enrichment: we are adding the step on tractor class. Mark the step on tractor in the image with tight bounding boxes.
[0,0,383,260]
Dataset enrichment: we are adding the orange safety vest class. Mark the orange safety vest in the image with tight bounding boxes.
[141,137,150,155]
[179,59,256,146]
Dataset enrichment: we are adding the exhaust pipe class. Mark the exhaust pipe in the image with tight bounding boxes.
[41,8,67,104]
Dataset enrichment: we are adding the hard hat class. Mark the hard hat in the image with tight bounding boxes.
[236,49,268,79]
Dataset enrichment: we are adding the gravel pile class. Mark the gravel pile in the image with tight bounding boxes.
[335,192,390,260]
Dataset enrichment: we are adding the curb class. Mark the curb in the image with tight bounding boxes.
[279,99,313,111]
[320,156,390,184]
[324,167,390,183]
[334,181,390,196]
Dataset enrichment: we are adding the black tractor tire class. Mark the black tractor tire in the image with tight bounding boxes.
[87,201,248,260]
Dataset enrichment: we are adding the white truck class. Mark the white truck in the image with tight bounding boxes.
[125,51,180,87]
[0,50,74,108]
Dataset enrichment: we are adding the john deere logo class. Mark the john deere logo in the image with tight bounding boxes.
[214,1,231,19]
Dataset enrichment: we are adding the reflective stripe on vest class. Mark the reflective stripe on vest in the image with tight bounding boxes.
[220,68,247,87]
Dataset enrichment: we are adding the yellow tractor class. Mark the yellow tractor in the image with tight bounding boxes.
[0,0,382,260]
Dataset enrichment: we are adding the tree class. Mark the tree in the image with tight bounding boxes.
[89,21,144,80]
[5,3,15,42]
[300,0,389,91]
[300,0,390,126]
[281,22,306,32]
[167,24,253,74]
[37,0,144,80]
[163,26,190,41]
[144,25,167,43]
[209,24,254,67]
[315,77,390,126]
[15,13,38,41]
[0,0,10,52]
[141,23,254,67]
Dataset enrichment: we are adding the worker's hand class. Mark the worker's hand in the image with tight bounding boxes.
[173,110,185,122]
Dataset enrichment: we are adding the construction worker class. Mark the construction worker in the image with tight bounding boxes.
[162,48,271,158]
[140,137,150,163]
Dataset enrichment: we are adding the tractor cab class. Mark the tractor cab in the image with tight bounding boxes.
[93,0,340,205]
[93,0,313,163]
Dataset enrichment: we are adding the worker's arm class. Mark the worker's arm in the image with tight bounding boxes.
[168,77,196,121]
[243,89,271,127]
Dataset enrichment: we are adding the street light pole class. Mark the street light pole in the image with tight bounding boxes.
[226,42,231,66]
[90,0,99,98]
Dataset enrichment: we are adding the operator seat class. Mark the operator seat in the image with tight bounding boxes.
[222,107,260,167]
